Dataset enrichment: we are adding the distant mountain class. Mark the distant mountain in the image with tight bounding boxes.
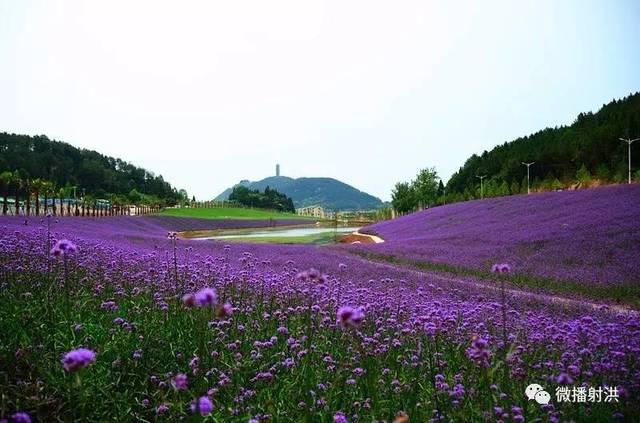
[216,176,383,211]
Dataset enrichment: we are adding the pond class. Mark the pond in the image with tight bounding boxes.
[193,226,361,240]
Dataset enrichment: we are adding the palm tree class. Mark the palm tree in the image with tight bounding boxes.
[74,187,80,216]
[49,183,58,215]
[23,176,32,216]
[42,180,53,215]
[58,187,66,217]
[0,171,12,215]
[31,178,45,216]
[67,188,73,215]
[11,171,22,216]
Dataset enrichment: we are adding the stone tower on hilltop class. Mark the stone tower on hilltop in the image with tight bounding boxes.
[276,164,280,177]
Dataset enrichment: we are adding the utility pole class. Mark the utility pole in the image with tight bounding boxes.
[521,162,535,194]
[476,175,487,199]
[443,188,446,205]
[619,138,639,184]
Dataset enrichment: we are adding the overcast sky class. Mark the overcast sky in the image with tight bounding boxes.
[1,1,639,201]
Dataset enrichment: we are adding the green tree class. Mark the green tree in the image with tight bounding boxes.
[229,185,295,212]
[437,180,445,197]
[510,180,521,195]
[58,186,67,216]
[23,176,32,216]
[11,171,22,216]
[412,167,439,209]
[128,189,143,204]
[576,164,592,185]
[391,182,417,214]
[31,178,45,216]
[595,163,610,181]
[498,181,510,196]
[0,171,12,215]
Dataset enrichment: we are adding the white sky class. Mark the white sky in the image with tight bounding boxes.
[1,0,639,201]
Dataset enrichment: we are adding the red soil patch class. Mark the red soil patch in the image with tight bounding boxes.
[338,234,377,244]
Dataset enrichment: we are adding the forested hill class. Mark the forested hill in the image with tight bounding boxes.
[216,176,383,210]
[0,133,186,205]
[446,92,640,200]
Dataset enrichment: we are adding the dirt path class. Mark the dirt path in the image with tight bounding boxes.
[345,252,637,316]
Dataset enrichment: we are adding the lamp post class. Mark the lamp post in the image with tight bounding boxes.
[476,175,487,199]
[521,162,535,194]
[619,138,639,184]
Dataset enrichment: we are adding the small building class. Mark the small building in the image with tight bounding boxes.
[296,205,328,219]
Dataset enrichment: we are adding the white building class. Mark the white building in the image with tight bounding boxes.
[296,205,328,219]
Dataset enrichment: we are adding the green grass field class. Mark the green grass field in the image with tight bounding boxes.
[158,207,313,220]
[220,231,338,244]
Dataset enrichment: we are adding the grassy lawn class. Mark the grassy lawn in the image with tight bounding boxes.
[158,207,313,220]
[220,231,338,244]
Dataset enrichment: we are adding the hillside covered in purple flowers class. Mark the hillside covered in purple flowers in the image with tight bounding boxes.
[359,185,640,294]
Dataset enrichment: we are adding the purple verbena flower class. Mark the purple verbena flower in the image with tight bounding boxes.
[50,239,78,257]
[11,412,31,423]
[217,302,233,318]
[61,348,96,372]
[191,396,213,416]
[337,306,365,328]
[195,287,217,307]
[491,263,511,273]
[334,411,348,423]
[465,337,492,368]
[172,373,188,390]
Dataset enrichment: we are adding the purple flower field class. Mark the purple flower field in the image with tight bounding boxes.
[1,191,639,421]
[16,215,310,237]
[359,185,640,287]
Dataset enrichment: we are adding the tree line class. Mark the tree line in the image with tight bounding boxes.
[446,92,640,202]
[392,92,640,212]
[229,186,295,213]
[0,170,161,217]
[0,133,189,208]
[391,167,443,214]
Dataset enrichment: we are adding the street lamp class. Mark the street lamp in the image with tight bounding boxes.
[619,138,639,184]
[476,175,487,199]
[521,162,535,194]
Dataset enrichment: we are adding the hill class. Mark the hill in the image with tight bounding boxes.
[359,185,640,294]
[215,175,383,211]
[0,132,186,205]
[446,92,640,200]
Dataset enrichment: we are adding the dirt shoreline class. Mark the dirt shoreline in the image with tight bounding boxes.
[339,231,384,244]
